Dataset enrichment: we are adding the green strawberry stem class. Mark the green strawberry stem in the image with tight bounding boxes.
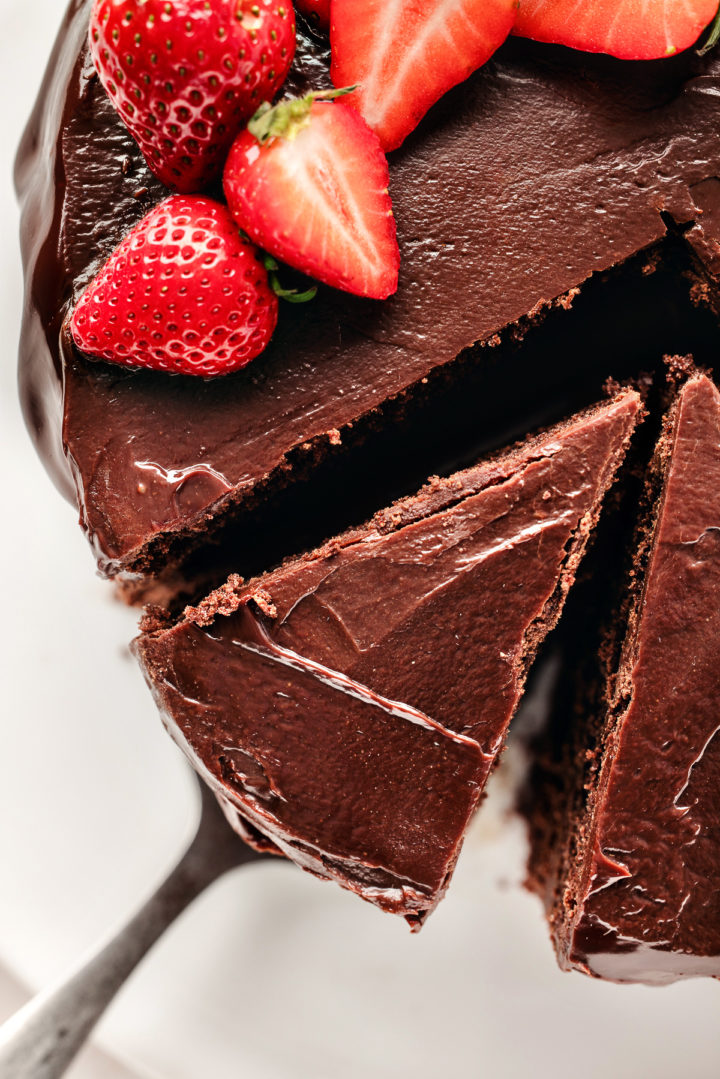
[248,86,359,144]
[698,3,720,54]
[263,254,318,303]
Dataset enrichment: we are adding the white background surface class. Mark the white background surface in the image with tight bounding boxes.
[2,1,720,1076]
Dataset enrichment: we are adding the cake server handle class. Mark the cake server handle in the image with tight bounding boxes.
[0,783,268,1079]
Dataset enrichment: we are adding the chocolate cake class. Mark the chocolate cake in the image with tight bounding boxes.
[134,389,641,922]
[16,0,720,978]
[16,0,720,589]
[527,372,720,984]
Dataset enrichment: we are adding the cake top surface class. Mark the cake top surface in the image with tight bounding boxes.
[17,0,720,576]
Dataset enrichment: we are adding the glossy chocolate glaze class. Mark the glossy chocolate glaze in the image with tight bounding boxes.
[550,375,720,984]
[135,391,640,920]
[139,603,485,923]
[16,0,720,578]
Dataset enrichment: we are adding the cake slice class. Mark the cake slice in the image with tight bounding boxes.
[17,6,720,587]
[527,373,720,984]
[134,389,641,923]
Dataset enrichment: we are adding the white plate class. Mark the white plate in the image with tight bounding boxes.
[2,2,720,1076]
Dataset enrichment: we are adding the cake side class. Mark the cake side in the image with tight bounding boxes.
[522,374,667,952]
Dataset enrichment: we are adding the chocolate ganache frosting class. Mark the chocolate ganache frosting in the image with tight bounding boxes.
[135,390,641,921]
[544,374,720,984]
[15,0,720,582]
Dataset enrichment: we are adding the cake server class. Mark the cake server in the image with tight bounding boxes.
[0,779,268,1079]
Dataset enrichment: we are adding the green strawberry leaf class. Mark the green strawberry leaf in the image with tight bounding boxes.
[263,254,318,303]
[698,4,720,54]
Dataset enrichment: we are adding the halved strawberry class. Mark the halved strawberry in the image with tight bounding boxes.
[223,91,400,299]
[89,0,296,192]
[514,0,719,60]
[295,0,330,32]
[330,0,518,152]
[71,196,278,376]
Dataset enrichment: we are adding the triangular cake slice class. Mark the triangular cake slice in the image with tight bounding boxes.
[529,373,720,983]
[134,390,641,923]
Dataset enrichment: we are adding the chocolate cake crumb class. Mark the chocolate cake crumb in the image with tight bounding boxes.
[689,279,711,306]
[663,352,696,385]
[138,605,174,634]
[556,287,580,310]
[183,573,245,628]
[252,589,277,620]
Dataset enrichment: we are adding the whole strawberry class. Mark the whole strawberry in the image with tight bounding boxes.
[224,90,400,299]
[70,196,278,376]
[89,0,296,192]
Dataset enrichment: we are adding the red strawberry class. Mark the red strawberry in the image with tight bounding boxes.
[330,0,517,153]
[513,0,719,60]
[223,91,400,299]
[295,0,330,32]
[70,196,278,376]
[89,0,296,192]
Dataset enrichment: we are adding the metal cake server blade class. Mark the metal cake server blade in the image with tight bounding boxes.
[0,778,269,1079]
